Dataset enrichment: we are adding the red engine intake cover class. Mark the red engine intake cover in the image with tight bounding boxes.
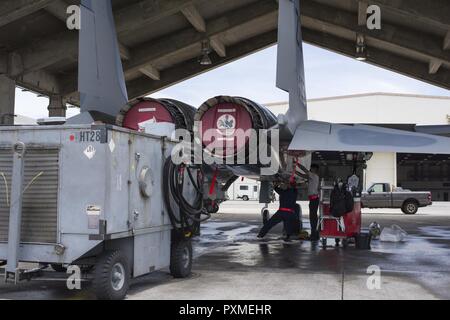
[200,102,253,157]
[123,100,174,131]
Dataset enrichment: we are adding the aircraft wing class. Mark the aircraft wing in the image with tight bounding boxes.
[289,121,450,154]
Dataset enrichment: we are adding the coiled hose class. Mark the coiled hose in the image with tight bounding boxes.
[163,156,211,237]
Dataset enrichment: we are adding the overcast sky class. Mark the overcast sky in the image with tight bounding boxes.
[15,43,450,119]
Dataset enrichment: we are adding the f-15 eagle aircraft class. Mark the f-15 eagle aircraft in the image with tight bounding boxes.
[68,0,450,211]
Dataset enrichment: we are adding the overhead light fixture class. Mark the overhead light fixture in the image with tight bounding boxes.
[356,34,367,61]
[200,54,212,66]
[200,39,212,66]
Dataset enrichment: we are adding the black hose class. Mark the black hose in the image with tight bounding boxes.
[163,156,211,236]
[163,158,182,225]
[172,162,209,222]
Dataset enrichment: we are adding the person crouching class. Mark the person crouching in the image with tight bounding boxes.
[257,182,298,240]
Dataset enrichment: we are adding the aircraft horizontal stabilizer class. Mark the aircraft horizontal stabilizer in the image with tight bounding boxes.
[289,121,450,154]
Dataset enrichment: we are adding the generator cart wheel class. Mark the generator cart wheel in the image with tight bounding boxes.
[170,239,193,278]
[93,250,130,300]
[402,201,418,215]
[242,195,249,201]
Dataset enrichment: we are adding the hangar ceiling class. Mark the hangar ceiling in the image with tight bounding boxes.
[0,0,449,109]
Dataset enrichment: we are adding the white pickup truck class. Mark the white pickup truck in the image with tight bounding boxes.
[361,183,432,214]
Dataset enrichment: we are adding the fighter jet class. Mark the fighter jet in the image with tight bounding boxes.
[69,0,450,210]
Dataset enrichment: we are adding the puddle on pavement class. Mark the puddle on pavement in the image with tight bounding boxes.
[196,221,450,260]
[193,221,258,257]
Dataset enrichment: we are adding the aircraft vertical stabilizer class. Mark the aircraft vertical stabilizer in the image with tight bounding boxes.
[276,0,307,135]
[67,0,128,124]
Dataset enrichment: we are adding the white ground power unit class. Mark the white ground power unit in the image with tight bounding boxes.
[0,124,197,299]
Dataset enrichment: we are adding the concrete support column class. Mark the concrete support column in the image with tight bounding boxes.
[0,75,16,125]
[48,95,67,117]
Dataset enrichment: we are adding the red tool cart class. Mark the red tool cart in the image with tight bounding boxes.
[318,186,362,248]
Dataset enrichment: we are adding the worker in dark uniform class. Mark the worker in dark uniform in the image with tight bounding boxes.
[257,182,298,240]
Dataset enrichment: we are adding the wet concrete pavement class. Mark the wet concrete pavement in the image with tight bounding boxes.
[1,202,450,300]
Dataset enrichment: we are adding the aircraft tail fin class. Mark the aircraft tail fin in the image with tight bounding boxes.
[68,0,128,124]
[276,0,307,135]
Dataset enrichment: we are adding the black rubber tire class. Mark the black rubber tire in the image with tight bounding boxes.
[170,239,193,278]
[402,201,418,215]
[51,264,67,273]
[93,250,130,300]
[242,195,249,201]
